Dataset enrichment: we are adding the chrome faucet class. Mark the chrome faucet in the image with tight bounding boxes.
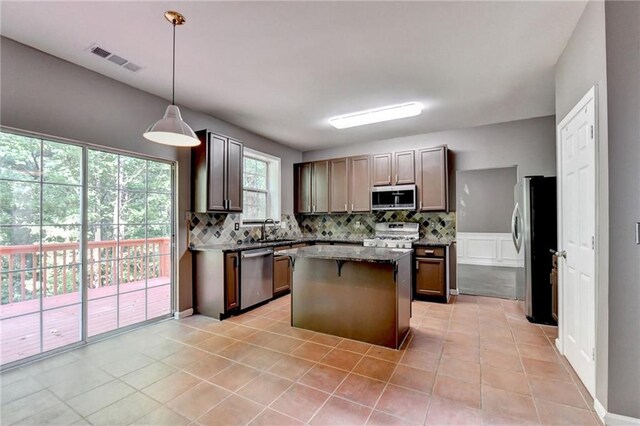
[260,218,275,241]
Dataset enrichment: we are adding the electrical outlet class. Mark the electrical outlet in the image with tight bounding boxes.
[234,223,240,231]
[355,221,361,229]
[281,221,287,229]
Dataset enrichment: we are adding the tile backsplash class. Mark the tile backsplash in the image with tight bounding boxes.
[189,211,455,246]
[296,211,455,240]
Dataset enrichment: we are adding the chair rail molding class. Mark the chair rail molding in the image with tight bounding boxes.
[456,232,523,268]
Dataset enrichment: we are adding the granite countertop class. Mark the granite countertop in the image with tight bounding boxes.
[277,245,412,263]
[189,236,366,252]
[413,237,456,247]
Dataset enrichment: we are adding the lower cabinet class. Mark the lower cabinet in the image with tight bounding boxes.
[224,252,240,311]
[414,246,450,303]
[273,255,292,295]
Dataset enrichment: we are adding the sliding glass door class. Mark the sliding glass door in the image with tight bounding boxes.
[0,130,174,367]
[86,150,173,337]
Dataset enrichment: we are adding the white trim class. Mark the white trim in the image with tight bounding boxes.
[456,232,523,267]
[174,308,193,319]
[242,147,281,223]
[594,399,640,425]
[556,85,599,398]
[450,289,459,296]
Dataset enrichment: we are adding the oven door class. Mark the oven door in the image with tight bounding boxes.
[371,185,416,210]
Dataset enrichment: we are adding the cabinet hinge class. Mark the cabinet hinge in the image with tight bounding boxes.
[590,125,594,140]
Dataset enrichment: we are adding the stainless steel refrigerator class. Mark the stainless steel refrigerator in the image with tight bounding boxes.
[512,176,557,325]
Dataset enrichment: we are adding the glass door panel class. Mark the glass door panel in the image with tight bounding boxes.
[0,132,82,366]
[86,150,173,338]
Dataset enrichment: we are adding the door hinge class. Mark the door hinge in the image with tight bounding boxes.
[592,347,595,361]
[592,236,595,250]
[590,125,594,140]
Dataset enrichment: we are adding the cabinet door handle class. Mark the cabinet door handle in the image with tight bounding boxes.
[395,174,398,183]
[416,261,420,270]
[388,175,391,183]
[344,204,347,211]
[351,203,354,211]
[423,250,435,254]
[419,201,423,210]
[313,205,316,212]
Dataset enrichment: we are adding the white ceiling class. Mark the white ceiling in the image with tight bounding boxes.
[0,1,586,151]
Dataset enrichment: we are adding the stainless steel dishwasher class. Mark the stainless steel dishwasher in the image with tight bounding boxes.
[240,248,274,309]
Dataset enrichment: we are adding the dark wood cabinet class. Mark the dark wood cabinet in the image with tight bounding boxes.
[349,156,371,212]
[416,258,446,297]
[414,245,450,302]
[372,153,392,186]
[394,150,416,185]
[273,255,292,294]
[312,161,329,213]
[224,252,240,311]
[295,162,313,214]
[329,158,349,213]
[193,130,244,212]
[373,151,414,186]
[418,146,448,211]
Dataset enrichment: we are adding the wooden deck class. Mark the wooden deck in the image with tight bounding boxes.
[0,278,171,366]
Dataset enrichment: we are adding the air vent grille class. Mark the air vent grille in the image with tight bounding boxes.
[86,43,143,72]
[90,46,111,58]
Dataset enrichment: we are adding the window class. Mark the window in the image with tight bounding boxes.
[242,149,280,223]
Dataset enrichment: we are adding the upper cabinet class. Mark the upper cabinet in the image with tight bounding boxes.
[294,162,312,214]
[312,161,329,213]
[294,146,448,214]
[329,158,349,213]
[192,130,244,212]
[394,150,416,185]
[295,161,329,214]
[349,156,371,212]
[372,154,392,186]
[372,151,415,186]
[417,146,448,211]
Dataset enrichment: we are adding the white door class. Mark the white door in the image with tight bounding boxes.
[557,87,597,395]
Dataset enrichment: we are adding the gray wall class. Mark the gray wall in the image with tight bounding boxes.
[554,0,611,409]
[0,37,302,311]
[456,167,517,233]
[605,0,640,418]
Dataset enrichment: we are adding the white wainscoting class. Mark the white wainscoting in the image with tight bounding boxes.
[457,232,523,268]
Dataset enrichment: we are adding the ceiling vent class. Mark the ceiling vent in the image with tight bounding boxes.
[86,43,143,73]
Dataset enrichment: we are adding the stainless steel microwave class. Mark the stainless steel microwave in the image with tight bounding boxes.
[371,185,417,211]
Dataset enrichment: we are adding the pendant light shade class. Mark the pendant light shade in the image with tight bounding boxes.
[144,11,200,147]
[144,105,199,147]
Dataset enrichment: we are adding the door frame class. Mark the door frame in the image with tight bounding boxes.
[555,86,600,396]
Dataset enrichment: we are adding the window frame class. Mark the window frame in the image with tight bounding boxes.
[242,148,281,225]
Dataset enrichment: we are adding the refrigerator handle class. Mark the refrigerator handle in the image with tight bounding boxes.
[512,203,522,253]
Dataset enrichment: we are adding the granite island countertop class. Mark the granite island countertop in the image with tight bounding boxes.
[277,245,412,263]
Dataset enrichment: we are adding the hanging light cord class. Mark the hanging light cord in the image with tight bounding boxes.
[171,18,176,105]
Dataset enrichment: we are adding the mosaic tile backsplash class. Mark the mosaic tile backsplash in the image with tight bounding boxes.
[189,211,455,246]
[296,211,456,240]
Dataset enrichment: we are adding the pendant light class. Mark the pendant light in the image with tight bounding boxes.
[144,11,200,147]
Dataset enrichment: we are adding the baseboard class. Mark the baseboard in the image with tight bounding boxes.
[174,308,193,319]
[450,289,459,295]
[594,399,640,425]
[595,399,607,423]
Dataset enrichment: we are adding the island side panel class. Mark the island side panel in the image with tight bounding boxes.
[291,257,400,348]
[396,254,412,348]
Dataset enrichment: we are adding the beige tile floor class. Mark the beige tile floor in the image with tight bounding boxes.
[0,294,600,425]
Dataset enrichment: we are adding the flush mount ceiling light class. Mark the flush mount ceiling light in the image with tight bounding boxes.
[328,102,424,129]
[144,11,200,147]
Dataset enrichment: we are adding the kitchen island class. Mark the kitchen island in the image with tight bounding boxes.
[277,245,412,349]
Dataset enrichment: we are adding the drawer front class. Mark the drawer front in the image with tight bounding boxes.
[415,247,445,257]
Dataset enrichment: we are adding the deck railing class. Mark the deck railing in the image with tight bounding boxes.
[0,238,171,304]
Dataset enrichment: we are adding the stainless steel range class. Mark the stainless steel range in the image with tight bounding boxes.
[363,222,419,249]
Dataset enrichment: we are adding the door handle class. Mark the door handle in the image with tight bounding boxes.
[511,203,522,253]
